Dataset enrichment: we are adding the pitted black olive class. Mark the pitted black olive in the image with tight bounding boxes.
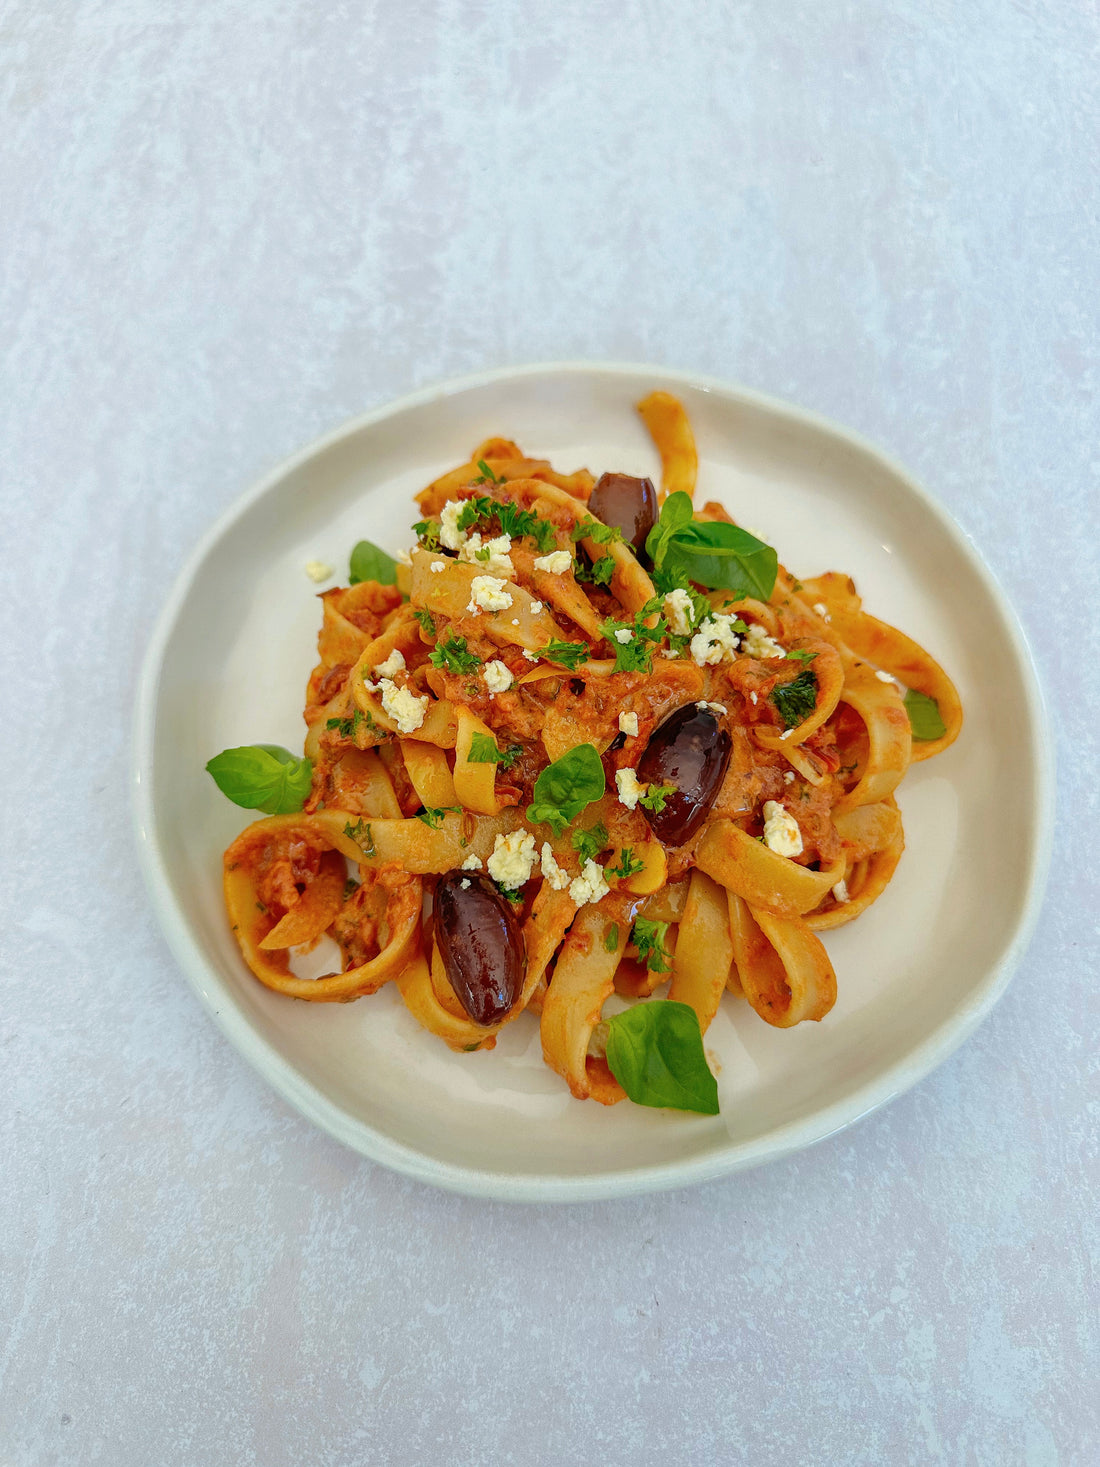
[636,704,732,846]
[588,472,658,556]
[434,871,526,1026]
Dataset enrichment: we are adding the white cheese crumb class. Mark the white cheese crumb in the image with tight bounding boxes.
[487,829,537,889]
[689,613,741,666]
[697,701,728,716]
[618,711,639,737]
[483,660,514,694]
[832,878,851,904]
[467,575,513,613]
[812,601,832,623]
[614,628,633,645]
[534,550,572,574]
[372,647,406,679]
[430,560,446,574]
[780,728,794,740]
[875,669,896,684]
[460,878,471,890]
[460,854,483,871]
[459,531,514,578]
[377,678,428,734]
[762,800,804,858]
[396,547,413,566]
[511,618,520,626]
[663,588,695,636]
[439,499,467,551]
[305,560,333,582]
[569,857,611,907]
[615,766,646,811]
[749,691,758,704]
[660,649,680,660]
[528,600,544,614]
[741,621,785,659]
[522,648,539,662]
[783,769,795,784]
[539,843,570,891]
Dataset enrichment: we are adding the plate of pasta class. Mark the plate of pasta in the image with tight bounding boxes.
[134,363,1051,1199]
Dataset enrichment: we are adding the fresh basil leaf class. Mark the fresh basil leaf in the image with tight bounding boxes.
[904,688,947,741]
[605,1000,719,1115]
[349,540,398,586]
[771,669,818,729]
[663,521,777,599]
[206,744,312,814]
[526,743,605,837]
[644,490,694,568]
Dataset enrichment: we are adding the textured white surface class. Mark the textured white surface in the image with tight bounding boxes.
[1,3,1097,1463]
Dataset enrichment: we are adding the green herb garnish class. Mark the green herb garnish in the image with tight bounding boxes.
[575,553,616,587]
[785,649,818,664]
[631,917,672,973]
[571,517,623,546]
[325,707,367,738]
[571,819,610,864]
[206,744,313,815]
[638,783,676,814]
[467,731,523,770]
[645,491,777,599]
[412,608,437,636]
[342,818,375,856]
[608,848,645,881]
[527,744,606,837]
[531,639,591,671]
[605,1000,719,1115]
[771,669,818,729]
[412,519,441,551]
[349,540,398,586]
[415,805,461,830]
[603,923,620,953]
[904,688,947,741]
[429,635,480,675]
[455,494,557,554]
[473,458,505,485]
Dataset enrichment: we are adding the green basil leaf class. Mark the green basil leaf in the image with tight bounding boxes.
[605,1000,719,1115]
[526,743,605,836]
[904,688,947,741]
[349,540,398,586]
[206,744,312,814]
[644,490,694,567]
[662,521,777,599]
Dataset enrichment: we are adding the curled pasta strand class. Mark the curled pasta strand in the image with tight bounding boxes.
[667,870,734,1033]
[727,894,837,1027]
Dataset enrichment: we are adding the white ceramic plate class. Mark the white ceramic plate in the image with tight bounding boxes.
[133,363,1052,1201]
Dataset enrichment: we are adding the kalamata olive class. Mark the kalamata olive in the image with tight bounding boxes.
[434,871,526,1026]
[588,472,658,555]
[636,704,732,846]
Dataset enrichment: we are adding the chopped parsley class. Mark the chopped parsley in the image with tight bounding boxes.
[467,731,523,770]
[343,818,375,856]
[785,649,818,664]
[601,600,668,674]
[608,848,645,880]
[631,917,672,974]
[429,635,481,675]
[531,639,591,671]
[574,553,616,587]
[412,608,437,636]
[571,819,610,864]
[771,669,818,729]
[571,517,623,546]
[603,923,620,953]
[325,707,369,739]
[342,877,360,901]
[638,783,676,815]
[412,519,441,551]
[415,805,461,830]
[455,493,557,554]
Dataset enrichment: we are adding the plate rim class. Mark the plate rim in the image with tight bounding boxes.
[132,359,1056,1202]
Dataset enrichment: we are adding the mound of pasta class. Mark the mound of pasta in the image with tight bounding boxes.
[208,393,961,1114]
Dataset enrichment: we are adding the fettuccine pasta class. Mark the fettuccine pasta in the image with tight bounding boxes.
[211,393,962,1112]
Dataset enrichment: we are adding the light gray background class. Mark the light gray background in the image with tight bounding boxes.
[2,3,1097,1464]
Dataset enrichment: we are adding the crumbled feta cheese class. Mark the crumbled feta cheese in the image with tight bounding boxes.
[689,613,741,666]
[741,622,785,659]
[372,647,406,679]
[812,602,832,623]
[305,560,333,583]
[487,830,537,888]
[569,857,610,907]
[467,575,513,613]
[396,547,413,566]
[614,628,633,644]
[660,648,680,659]
[539,843,570,891]
[483,660,514,694]
[511,618,520,626]
[460,854,483,871]
[528,601,543,614]
[615,767,646,811]
[618,711,639,737]
[749,691,758,705]
[780,728,794,740]
[430,560,446,574]
[534,550,572,574]
[698,701,727,716]
[460,878,471,890]
[875,669,896,684]
[762,800,803,858]
[783,769,795,784]
[459,531,514,578]
[832,878,851,904]
[377,678,429,734]
[663,588,695,636]
[522,648,539,662]
[439,499,467,551]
